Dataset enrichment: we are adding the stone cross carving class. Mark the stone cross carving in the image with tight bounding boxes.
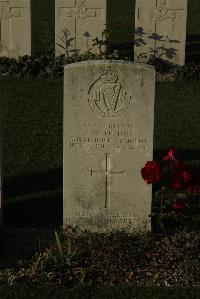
[0,0,20,48]
[59,0,99,52]
[136,0,185,57]
[137,0,184,40]
[91,153,125,209]
[148,0,184,41]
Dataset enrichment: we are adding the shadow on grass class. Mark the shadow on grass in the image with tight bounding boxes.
[186,34,200,63]
[4,168,62,198]
[3,168,62,228]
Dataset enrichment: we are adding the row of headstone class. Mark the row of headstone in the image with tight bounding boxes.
[0,1,185,231]
[0,0,188,65]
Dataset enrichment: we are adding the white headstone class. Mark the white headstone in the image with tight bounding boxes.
[0,0,31,58]
[63,60,155,232]
[55,0,106,56]
[134,0,188,65]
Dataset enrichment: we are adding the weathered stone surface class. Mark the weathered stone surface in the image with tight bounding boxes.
[0,0,31,58]
[63,60,155,232]
[134,0,188,65]
[55,0,106,55]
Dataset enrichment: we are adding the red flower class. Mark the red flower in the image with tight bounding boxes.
[182,171,191,183]
[173,180,182,190]
[172,200,186,212]
[141,161,161,184]
[163,149,177,161]
[188,185,200,194]
[172,161,191,189]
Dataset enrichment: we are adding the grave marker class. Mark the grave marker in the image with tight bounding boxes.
[134,0,188,65]
[0,0,31,58]
[55,0,106,55]
[63,60,155,232]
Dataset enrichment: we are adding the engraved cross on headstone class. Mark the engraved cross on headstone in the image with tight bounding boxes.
[59,0,100,52]
[137,0,184,51]
[0,0,11,45]
[0,0,19,50]
[150,0,184,22]
[91,153,125,209]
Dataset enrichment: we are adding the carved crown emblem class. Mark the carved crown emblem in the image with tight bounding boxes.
[0,0,11,19]
[100,67,118,84]
[76,0,87,17]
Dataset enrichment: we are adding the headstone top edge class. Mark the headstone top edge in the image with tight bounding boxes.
[64,60,155,72]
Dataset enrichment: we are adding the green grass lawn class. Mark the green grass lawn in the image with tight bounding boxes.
[1,78,200,227]
[0,285,199,299]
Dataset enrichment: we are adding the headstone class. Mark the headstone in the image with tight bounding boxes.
[0,0,31,58]
[63,60,155,232]
[55,0,107,56]
[134,0,188,65]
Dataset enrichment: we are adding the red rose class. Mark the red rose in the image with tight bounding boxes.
[182,171,191,183]
[172,200,186,212]
[188,185,200,193]
[163,149,177,161]
[172,161,191,188]
[173,180,182,190]
[141,161,161,184]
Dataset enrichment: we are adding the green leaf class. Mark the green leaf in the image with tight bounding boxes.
[192,214,200,222]
[55,231,64,263]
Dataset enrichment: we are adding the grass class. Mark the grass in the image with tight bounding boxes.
[1,78,200,227]
[0,285,199,299]
[0,229,199,288]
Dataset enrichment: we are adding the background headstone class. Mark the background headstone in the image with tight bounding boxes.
[0,0,31,58]
[63,60,155,232]
[55,0,107,55]
[134,0,188,65]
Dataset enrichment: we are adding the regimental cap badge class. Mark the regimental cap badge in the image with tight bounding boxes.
[88,66,133,118]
